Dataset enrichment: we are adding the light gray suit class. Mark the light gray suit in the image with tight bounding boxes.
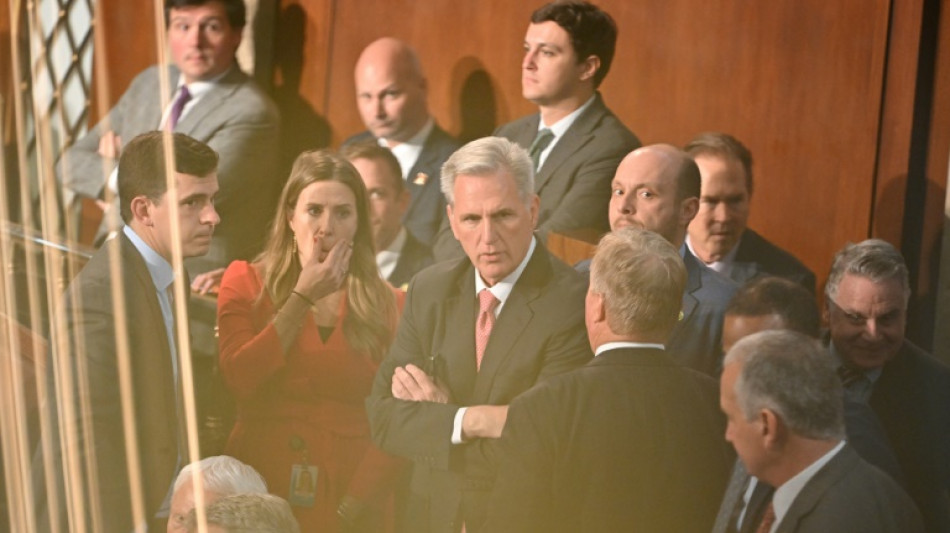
[58,64,280,274]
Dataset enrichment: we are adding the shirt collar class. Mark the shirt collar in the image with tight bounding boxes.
[176,67,229,100]
[474,236,537,312]
[771,440,846,530]
[380,118,434,179]
[123,225,175,292]
[539,94,596,137]
[594,341,665,356]
[376,227,407,280]
[829,343,884,384]
[686,233,741,276]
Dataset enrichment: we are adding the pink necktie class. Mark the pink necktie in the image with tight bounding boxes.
[166,86,192,131]
[475,289,499,370]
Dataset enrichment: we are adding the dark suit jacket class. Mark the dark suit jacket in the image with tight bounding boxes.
[388,229,434,289]
[366,242,592,533]
[667,249,738,376]
[344,124,460,246]
[730,229,816,294]
[39,232,182,531]
[494,92,641,237]
[58,64,281,274]
[866,341,950,531]
[774,444,923,532]
[482,347,732,533]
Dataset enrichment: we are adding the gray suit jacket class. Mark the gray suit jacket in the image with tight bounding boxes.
[775,445,923,532]
[494,92,640,237]
[366,242,592,533]
[667,249,738,376]
[58,64,280,275]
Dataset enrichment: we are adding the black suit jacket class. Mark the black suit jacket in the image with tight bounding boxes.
[483,347,732,533]
[38,232,182,531]
[775,444,923,532]
[388,229,434,289]
[494,92,640,237]
[345,123,460,246]
[731,229,816,294]
[867,341,950,531]
[366,242,592,533]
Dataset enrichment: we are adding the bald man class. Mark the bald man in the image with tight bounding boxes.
[344,37,460,246]
[580,144,738,376]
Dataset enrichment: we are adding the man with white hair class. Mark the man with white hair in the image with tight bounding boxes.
[168,455,267,532]
[720,330,922,532]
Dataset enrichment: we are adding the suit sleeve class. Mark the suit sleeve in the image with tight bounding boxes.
[366,278,462,471]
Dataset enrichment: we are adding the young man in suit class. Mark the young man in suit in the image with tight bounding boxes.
[341,142,433,289]
[494,0,640,241]
[721,330,922,532]
[47,131,220,531]
[366,137,591,533]
[824,239,950,531]
[685,132,815,293]
[58,0,279,290]
[346,37,460,247]
[604,144,737,376]
[484,227,732,532]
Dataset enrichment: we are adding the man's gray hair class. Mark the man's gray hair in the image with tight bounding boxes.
[724,330,845,441]
[440,136,534,206]
[825,238,910,303]
[174,455,268,495]
[590,227,686,336]
[186,493,300,533]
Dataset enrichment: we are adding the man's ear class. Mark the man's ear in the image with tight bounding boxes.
[760,408,786,450]
[680,197,700,227]
[579,55,601,83]
[130,196,153,226]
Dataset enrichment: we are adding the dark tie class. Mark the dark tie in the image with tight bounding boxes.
[755,501,775,533]
[475,289,499,370]
[528,128,554,171]
[837,365,865,387]
[167,86,192,131]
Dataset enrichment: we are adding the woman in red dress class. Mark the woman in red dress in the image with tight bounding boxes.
[217,149,404,531]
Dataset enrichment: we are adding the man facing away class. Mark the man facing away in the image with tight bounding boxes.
[168,455,268,533]
[41,131,220,532]
[345,37,460,247]
[341,142,433,289]
[57,0,279,290]
[484,227,732,532]
[366,136,591,533]
[823,239,950,531]
[685,132,815,293]
[720,330,922,532]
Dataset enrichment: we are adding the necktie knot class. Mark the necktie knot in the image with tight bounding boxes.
[167,86,192,131]
[478,288,499,314]
[837,364,865,387]
[529,128,554,170]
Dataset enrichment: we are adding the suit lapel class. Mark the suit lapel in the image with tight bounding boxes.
[175,67,244,137]
[534,94,607,194]
[675,249,703,335]
[472,245,551,401]
[405,128,443,214]
[774,445,856,532]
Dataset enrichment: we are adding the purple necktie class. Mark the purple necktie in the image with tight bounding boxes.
[166,86,192,131]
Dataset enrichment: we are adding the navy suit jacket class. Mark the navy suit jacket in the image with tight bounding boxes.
[344,123,460,246]
[483,347,732,533]
[730,229,816,294]
[774,445,923,532]
[366,242,592,533]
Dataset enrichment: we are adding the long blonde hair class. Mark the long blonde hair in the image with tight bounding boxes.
[256,149,398,362]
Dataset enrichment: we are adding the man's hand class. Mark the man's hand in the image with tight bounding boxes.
[462,405,509,440]
[391,364,449,403]
[191,267,226,295]
[98,131,122,160]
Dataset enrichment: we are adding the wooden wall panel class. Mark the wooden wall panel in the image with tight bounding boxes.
[313,0,892,287]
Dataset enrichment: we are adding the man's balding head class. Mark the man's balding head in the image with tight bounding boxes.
[608,144,700,246]
[354,37,430,146]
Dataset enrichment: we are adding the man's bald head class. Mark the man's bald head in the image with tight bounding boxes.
[608,144,700,246]
[354,37,430,145]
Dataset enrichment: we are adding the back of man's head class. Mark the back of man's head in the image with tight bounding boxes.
[590,227,686,338]
[726,276,819,338]
[725,330,845,442]
[174,455,267,495]
[530,0,617,88]
[165,0,246,28]
[340,142,405,194]
[186,493,300,533]
[118,131,218,223]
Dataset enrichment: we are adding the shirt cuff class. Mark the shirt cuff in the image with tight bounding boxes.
[451,407,468,444]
